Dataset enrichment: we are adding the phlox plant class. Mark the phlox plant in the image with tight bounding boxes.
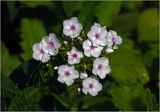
[32,17,123,96]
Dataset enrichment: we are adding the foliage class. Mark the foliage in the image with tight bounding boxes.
[1,1,159,111]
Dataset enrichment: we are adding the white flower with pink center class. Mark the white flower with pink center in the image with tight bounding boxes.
[67,47,83,65]
[87,23,108,46]
[106,30,122,49]
[63,17,83,38]
[82,77,102,96]
[42,33,61,56]
[57,65,79,86]
[32,42,50,63]
[83,39,103,57]
[92,57,111,79]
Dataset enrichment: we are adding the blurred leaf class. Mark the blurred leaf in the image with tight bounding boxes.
[1,74,19,100]
[62,1,76,17]
[96,1,122,26]
[51,93,71,109]
[112,12,139,33]
[82,96,110,109]
[138,8,159,42]
[107,38,149,85]
[6,1,18,21]
[145,89,158,111]
[8,87,42,111]
[122,1,143,11]
[1,42,20,77]
[142,43,159,67]
[20,18,46,61]
[78,1,97,30]
[21,1,53,8]
[111,84,146,110]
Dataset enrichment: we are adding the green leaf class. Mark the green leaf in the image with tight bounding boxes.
[51,93,71,109]
[82,96,111,109]
[138,8,159,42]
[20,18,46,61]
[145,89,158,111]
[1,74,19,100]
[21,1,53,8]
[78,1,97,30]
[112,12,139,33]
[6,1,18,21]
[95,1,122,27]
[62,1,76,17]
[1,42,20,77]
[8,87,42,111]
[107,38,149,85]
[111,84,146,110]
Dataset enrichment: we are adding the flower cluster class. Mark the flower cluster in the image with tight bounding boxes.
[32,17,122,96]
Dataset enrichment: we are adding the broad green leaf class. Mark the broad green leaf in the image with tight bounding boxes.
[145,89,158,111]
[138,8,159,42]
[8,87,42,111]
[62,1,76,17]
[1,42,20,77]
[21,1,53,8]
[107,38,149,85]
[95,1,122,27]
[20,18,46,61]
[1,74,19,100]
[111,84,146,110]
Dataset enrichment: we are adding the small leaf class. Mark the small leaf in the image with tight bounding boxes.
[1,75,19,100]
[145,89,158,111]
[20,18,46,61]
[1,42,20,77]
[96,1,122,26]
[8,87,42,111]
[138,8,159,42]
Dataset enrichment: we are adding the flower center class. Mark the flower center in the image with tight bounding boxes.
[72,53,78,58]
[89,83,93,89]
[70,25,76,31]
[90,45,96,50]
[112,37,116,44]
[95,33,100,39]
[48,41,54,47]
[98,64,103,70]
[40,49,44,54]
[64,71,70,77]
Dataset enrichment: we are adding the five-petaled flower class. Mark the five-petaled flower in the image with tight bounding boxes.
[42,33,61,56]
[32,42,50,63]
[106,30,123,49]
[83,39,103,57]
[57,65,79,86]
[63,17,83,38]
[67,47,83,65]
[87,23,107,46]
[82,77,102,96]
[92,57,111,79]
